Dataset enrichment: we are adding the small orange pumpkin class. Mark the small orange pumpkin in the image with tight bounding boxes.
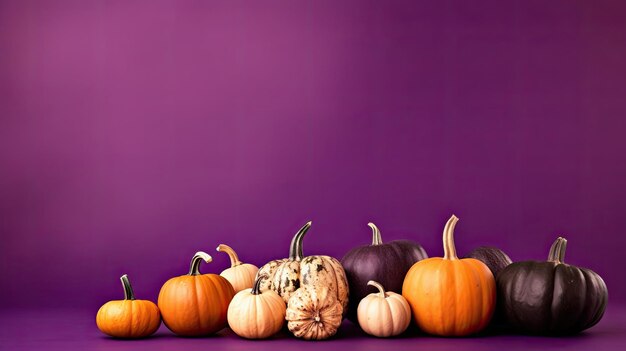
[402,215,496,336]
[96,274,161,338]
[158,251,235,336]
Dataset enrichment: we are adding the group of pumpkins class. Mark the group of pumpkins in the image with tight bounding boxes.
[96,215,608,340]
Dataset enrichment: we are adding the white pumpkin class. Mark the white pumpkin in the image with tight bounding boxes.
[216,244,259,292]
[357,280,411,337]
[227,275,286,339]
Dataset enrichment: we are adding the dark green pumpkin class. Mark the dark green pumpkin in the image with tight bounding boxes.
[466,246,512,278]
[497,237,608,334]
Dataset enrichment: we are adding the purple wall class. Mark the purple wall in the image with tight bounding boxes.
[1,0,625,309]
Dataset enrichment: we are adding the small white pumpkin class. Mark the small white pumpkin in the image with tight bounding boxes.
[227,275,286,339]
[216,244,259,292]
[286,286,343,340]
[357,280,411,337]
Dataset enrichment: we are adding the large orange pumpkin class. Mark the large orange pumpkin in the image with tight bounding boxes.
[158,251,235,336]
[402,215,495,336]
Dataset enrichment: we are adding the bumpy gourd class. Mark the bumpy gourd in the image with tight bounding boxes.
[256,222,349,314]
[286,286,343,340]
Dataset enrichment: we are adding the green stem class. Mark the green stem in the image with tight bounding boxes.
[189,251,212,275]
[120,274,135,300]
[251,274,268,295]
[548,237,567,264]
[288,221,312,260]
[368,223,383,245]
[367,280,386,298]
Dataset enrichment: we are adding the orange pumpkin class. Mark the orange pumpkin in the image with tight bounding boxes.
[96,274,161,338]
[402,215,495,336]
[158,251,235,336]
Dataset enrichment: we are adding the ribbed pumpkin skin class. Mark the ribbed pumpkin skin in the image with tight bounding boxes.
[498,262,607,334]
[402,257,495,336]
[496,238,608,334]
[220,263,259,293]
[158,274,235,336]
[227,286,286,339]
[257,222,349,315]
[357,282,411,337]
[96,300,160,338]
[286,287,343,340]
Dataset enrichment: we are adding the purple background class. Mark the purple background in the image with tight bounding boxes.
[2,0,626,318]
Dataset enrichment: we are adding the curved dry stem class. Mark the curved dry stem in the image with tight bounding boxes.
[443,215,460,260]
[548,237,568,264]
[289,221,312,261]
[251,274,269,295]
[189,251,212,275]
[367,280,386,298]
[120,274,135,300]
[216,244,242,267]
[368,222,383,245]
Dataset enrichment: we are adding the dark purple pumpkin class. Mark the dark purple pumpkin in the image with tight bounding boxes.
[341,223,428,322]
[465,246,512,278]
[465,246,513,326]
[497,237,608,334]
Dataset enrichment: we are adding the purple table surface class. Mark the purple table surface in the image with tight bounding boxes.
[2,305,625,351]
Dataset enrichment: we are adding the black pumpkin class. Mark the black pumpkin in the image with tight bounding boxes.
[466,246,512,278]
[497,237,608,334]
[341,223,428,322]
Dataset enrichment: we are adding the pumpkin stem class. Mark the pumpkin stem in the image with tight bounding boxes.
[251,274,268,295]
[120,274,135,301]
[367,280,386,298]
[548,237,568,264]
[289,221,312,261]
[443,215,460,260]
[548,237,560,261]
[368,223,383,245]
[216,244,242,267]
[188,251,212,275]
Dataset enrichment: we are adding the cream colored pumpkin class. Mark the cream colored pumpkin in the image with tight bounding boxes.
[286,286,343,340]
[216,244,259,292]
[357,280,411,337]
[227,275,286,339]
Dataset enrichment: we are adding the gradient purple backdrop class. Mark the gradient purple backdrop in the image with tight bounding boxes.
[1,0,625,312]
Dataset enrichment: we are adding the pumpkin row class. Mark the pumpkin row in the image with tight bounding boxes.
[96,215,608,340]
